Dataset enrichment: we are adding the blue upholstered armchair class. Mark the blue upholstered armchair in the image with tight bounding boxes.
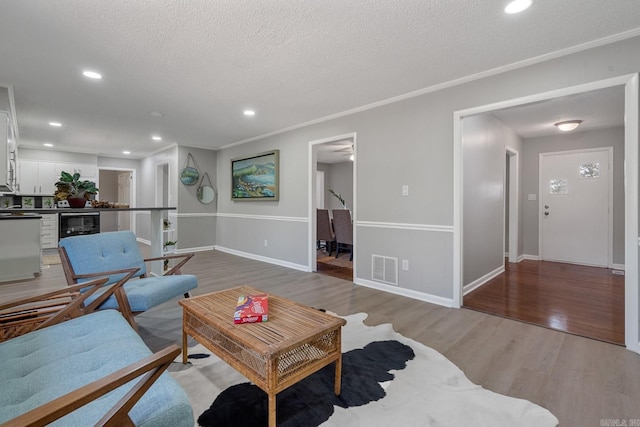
[58,231,198,331]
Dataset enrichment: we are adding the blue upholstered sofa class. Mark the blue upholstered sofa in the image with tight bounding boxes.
[0,310,194,426]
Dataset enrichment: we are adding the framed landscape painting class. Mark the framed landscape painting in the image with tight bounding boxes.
[231,150,279,201]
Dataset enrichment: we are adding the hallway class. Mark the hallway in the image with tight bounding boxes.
[463,260,624,345]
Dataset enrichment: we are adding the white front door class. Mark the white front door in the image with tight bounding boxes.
[539,148,612,267]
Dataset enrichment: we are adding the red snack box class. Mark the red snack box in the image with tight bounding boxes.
[234,293,269,324]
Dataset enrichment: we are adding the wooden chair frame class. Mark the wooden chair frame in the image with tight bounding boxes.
[1,344,181,427]
[0,277,131,342]
[58,247,194,332]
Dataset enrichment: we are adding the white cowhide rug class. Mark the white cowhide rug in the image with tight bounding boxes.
[170,313,558,427]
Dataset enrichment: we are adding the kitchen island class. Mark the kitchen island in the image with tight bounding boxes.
[0,207,176,277]
[0,213,42,282]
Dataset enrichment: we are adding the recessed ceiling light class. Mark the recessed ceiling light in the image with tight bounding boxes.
[504,0,532,14]
[43,143,53,147]
[49,121,62,127]
[123,151,131,155]
[555,120,583,132]
[244,110,256,116]
[82,70,102,79]
[151,135,162,141]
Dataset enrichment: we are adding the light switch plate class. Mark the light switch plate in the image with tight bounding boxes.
[527,194,537,201]
[402,185,409,196]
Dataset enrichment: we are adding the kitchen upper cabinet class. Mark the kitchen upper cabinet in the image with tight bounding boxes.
[18,160,57,195]
[0,111,16,192]
[18,160,97,195]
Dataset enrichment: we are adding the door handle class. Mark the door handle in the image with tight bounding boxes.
[544,211,549,216]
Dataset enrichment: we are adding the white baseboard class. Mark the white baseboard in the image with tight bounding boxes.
[214,246,310,272]
[136,237,151,245]
[521,254,540,261]
[612,263,625,271]
[355,278,454,308]
[463,265,504,296]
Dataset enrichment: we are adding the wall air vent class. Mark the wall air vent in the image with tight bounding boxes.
[372,255,398,286]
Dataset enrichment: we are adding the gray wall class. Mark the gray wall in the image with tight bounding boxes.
[98,170,120,232]
[319,161,354,210]
[176,146,217,250]
[213,35,640,303]
[463,114,523,286]
[521,126,625,264]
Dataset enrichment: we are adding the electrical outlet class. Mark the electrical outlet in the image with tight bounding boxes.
[402,259,409,270]
[264,240,268,247]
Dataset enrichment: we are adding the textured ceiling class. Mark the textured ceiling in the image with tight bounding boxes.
[0,1,639,158]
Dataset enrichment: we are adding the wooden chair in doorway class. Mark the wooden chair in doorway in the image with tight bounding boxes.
[332,209,353,261]
[317,209,336,256]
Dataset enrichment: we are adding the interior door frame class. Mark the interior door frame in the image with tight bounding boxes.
[453,73,640,353]
[308,132,357,275]
[505,146,519,264]
[538,147,613,267]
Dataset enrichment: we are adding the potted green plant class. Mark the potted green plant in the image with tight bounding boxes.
[55,171,98,208]
[163,240,177,252]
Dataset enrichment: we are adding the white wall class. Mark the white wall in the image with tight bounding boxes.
[521,126,625,264]
[136,146,178,242]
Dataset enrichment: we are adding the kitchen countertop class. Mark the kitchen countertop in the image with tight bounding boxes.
[0,213,42,220]
[0,207,176,214]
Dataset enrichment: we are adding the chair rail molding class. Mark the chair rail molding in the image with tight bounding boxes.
[357,221,453,233]
[216,213,308,223]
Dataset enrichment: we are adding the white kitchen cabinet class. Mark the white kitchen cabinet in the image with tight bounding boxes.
[18,160,97,195]
[0,216,41,282]
[18,160,58,195]
[40,213,59,249]
[0,111,15,192]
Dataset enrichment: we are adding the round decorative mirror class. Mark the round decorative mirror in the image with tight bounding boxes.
[197,185,216,204]
[196,173,216,204]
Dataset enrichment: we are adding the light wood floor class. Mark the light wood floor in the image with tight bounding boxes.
[3,249,640,425]
[464,260,625,345]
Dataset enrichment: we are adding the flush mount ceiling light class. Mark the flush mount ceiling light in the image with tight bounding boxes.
[555,120,583,132]
[151,135,162,141]
[244,110,256,116]
[43,143,53,147]
[82,70,102,79]
[123,151,131,155]
[49,121,62,127]
[504,0,532,14]
[150,111,164,118]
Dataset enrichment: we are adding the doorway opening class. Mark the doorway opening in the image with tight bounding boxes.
[97,167,135,234]
[308,133,356,281]
[454,74,639,351]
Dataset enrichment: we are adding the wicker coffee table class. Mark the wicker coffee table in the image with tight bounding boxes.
[179,286,346,427]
